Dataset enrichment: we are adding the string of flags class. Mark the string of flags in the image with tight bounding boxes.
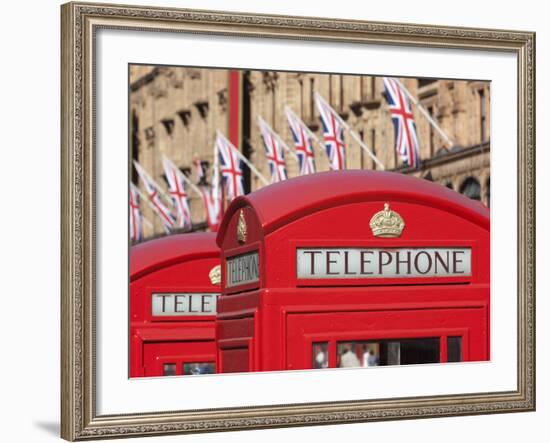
[130,77,455,241]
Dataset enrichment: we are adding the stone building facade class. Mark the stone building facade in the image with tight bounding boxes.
[130,65,490,240]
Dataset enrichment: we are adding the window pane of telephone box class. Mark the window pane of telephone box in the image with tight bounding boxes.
[447,336,462,362]
[163,363,177,376]
[337,342,381,368]
[337,342,363,368]
[183,362,215,375]
[398,338,439,365]
[312,342,329,369]
[337,338,440,368]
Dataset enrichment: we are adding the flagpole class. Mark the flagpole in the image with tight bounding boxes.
[284,106,326,154]
[393,78,455,149]
[216,131,270,186]
[257,116,299,163]
[314,92,385,171]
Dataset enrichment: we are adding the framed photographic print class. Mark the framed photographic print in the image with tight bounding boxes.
[61,1,535,440]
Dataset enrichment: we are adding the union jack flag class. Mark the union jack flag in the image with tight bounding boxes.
[199,186,221,231]
[285,109,316,175]
[216,133,245,200]
[133,161,175,233]
[383,77,421,169]
[258,118,287,183]
[315,93,346,170]
[162,157,192,229]
[129,183,143,242]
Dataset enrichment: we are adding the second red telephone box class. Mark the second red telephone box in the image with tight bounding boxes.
[215,170,490,373]
[130,232,221,377]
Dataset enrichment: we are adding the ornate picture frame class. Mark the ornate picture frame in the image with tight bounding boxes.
[61,1,535,440]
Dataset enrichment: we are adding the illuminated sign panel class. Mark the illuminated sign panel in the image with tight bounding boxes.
[226,252,260,287]
[297,247,471,279]
[151,293,218,316]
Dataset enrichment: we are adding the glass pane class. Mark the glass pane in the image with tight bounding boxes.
[398,338,439,365]
[337,342,362,368]
[182,362,215,375]
[386,342,400,366]
[361,343,381,367]
[447,336,462,362]
[336,338,440,368]
[312,342,329,369]
[163,363,177,376]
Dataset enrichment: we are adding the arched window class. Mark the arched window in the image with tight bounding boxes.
[435,147,449,157]
[459,177,481,201]
[131,110,140,184]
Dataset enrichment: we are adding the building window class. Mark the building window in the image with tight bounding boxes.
[309,77,315,120]
[329,74,333,105]
[479,89,487,143]
[460,177,481,201]
[160,118,175,136]
[131,110,140,184]
[370,77,376,100]
[339,75,344,111]
[271,86,277,130]
[418,78,437,88]
[359,129,365,169]
[299,78,304,116]
[371,129,377,170]
[427,106,436,157]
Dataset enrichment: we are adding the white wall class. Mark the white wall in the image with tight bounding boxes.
[0,0,545,442]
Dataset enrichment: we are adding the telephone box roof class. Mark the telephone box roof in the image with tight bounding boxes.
[217,170,489,245]
[130,232,219,281]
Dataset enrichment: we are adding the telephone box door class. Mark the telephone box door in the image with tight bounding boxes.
[286,304,488,371]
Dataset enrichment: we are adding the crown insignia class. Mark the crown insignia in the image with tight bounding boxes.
[209,265,221,285]
[369,203,405,238]
[237,210,247,244]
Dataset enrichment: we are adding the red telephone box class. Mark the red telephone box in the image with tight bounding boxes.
[130,232,220,377]
[216,171,490,373]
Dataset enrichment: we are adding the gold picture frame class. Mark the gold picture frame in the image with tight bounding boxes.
[61,1,535,440]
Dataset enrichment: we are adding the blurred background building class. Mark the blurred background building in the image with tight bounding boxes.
[130,65,490,240]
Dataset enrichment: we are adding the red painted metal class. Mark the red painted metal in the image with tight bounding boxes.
[228,70,241,148]
[130,232,220,377]
[216,170,490,373]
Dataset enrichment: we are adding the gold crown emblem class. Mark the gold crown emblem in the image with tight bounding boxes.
[209,265,221,285]
[237,210,247,244]
[369,203,405,238]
